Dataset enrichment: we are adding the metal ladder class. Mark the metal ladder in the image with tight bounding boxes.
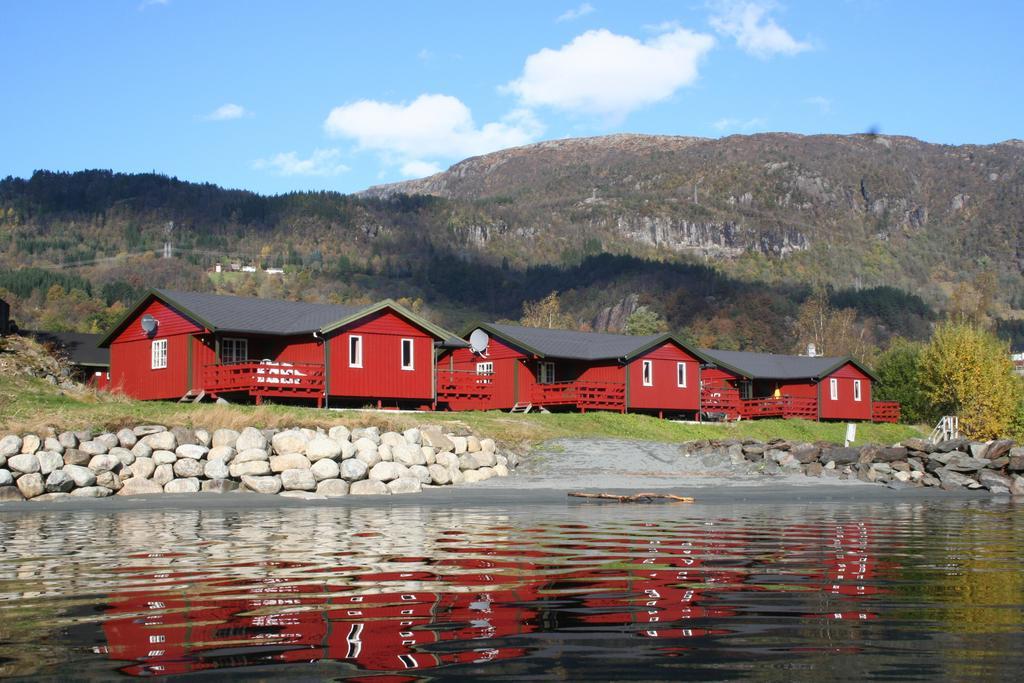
[929,416,959,444]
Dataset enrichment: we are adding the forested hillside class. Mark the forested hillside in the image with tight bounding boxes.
[1,131,1021,355]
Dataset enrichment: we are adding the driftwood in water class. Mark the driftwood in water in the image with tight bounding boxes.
[568,492,694,503]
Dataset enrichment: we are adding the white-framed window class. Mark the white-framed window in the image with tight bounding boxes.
[401,338,414,370]
[538,362,555,384]
[829,377,838,401]
[349,335,363,368]
[676,362,687,388]
[221,337,248,364]
[476,361,493,384]
[642,360,653,387]
[853,379,862,402]
[151,339,167,369]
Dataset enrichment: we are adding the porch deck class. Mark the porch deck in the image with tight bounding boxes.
[701,387,901,423]
[202,361,326,406]
[530,381,626,412]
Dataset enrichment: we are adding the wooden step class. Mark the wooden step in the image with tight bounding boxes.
[178,389,206,404]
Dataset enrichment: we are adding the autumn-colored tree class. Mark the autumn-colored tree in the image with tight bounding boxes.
[792,288,877,361]
[918,322,1023,439]
[624,306,669,336]
[520,291,575,329]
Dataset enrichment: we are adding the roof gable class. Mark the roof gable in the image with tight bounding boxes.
[698,347,878,382]
[472,322,696,362]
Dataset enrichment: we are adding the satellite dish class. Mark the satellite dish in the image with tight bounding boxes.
[469,329,489,355]
[140,314,158,336]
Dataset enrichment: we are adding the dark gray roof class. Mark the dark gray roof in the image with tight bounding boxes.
[484,323,666,360]
[698,347,850,380]
[157,289,366,335]
[28,331,109,367]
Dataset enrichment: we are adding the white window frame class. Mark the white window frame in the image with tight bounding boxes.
[476,361,494,384]
[642,360,653,387]
[400,338,415,370]
[349,335,363,368]
[151,339,167,370]
[221,337,248,364]
[538,361,555,385]
[853,379,862,402]
[676,362,687,388]
[829,377,838,401]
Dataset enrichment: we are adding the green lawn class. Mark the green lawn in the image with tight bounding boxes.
[0,373,924,448]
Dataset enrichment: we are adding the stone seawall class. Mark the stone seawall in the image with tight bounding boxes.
[682,436,1024,495]
[0,424,517,502]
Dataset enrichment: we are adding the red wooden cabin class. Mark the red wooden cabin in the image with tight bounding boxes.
[437,323,704,417]
[98,289,462,408]
[697,348,899,423]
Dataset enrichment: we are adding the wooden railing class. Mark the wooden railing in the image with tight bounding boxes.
[202,361,325,404]
[701,388,816,421]
[531,381,625,412]
[436,369,494,402]
[871,401,901,424]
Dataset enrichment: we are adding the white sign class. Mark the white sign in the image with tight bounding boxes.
[844,423,857,447]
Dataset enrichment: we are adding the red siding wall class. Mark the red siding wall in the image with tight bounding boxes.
[442,337,530,410]
[819,362,872,420]
[626,343,701,412]
[327,310,435,402]
[109,299,204,400]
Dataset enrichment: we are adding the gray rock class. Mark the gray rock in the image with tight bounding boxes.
[278,490,326,500]
[355,448,381,468]
[95,433,120,451]
[31,492,71,502]
[944,453,990,472]
[434,451,459,469]
[354,437,378,454]
[8,453,41,474]
[20,434,41,454]
[58,431,78,450]
[935,437,970,453]
[306,436,343,462]
[969,442,990,459]
[493,463,509,477]
[392,443,426,467]
[316,479,349,497]
[207,446,235,462]
[1009,450,1024,472]
[466,435,482,453]
[142,431,176,451]
[310,458,340,481]
[235,427,267,452]
[338,441,357,460]
[339,458,369,482]
[175,444,209,460]
[408,464,432,485]
[37,451,65,476]
[109,447,135,466]
[0,435,22,458]
[96,471,122,491]
[804,462,824,477]
[153,464,175,486]
[73,429,93,443]
[901,438,934,454]
[352,426,380,444]
[164,477,201,494]
[349,479,389,495]
[212,428,240,449]
[369,461,407,483]
[234,448,270,464]
[380,431,406,448]
[87,454,120,474]
[988,456,1010,470]
[271,453,312,472]
[115,428,138,449]
[70,486,113,498]
[387,477,423,495]
[0,486,25,501]
[241,474,282,495]
[328,425,351,442]
[45,470,75,493]
[986,440,1015,461]
[790,444,819,464]
[271,430,309,455]
[472,450,498,468]
[117,477,164,496]
[978,469,1012,491]
[202,479,240,493]
[403,428,421,445]
[16,472,45,499]
[1010,475,1024,496]
[820,447,860,465]
[129,457,156,480]
[172,458,205,478]
[421,428,454,452]
[458,453,481,470]
[377,444,393,462]
[63,464,97,487]
[935,467,977,488]
[197,429,213,448]
[0,469,12,486]
[130,441,153,459]
[230,460,272,477]
[427,463,451,485]
[78,440,108,456]
[421,446,436,465]
[171,427,197,447]
[63,448,90,466]
[204,459,230,480]
[43,437,64,454]
[480,437,496,453]
[132,425,166,437]
[281,468,317,491]
[448,466,465,484]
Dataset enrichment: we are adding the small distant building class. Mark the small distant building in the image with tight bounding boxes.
[1012,352,1024,377]
[28,330,111,390]
[241,266,257,273]
[264,268,284,275]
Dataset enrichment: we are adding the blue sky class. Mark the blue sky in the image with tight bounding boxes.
[2,1,1021,195]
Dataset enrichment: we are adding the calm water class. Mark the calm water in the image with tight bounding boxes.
[1,500,1022,680]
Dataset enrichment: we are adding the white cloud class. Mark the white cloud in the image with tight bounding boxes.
[417,48,433,61]
[804,95,831,113]
[253,148,349,176]
[324,94,543,164]
[709,1,811,59]
[712,117,766,131]
[401,160,443,178]
[205,103,250,121]
[557,3,594,22]
[504,26,715,118]
[139,0,169,10]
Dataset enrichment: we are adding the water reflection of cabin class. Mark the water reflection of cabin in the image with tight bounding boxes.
[437,323,704,418]
[98,289,463,408]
